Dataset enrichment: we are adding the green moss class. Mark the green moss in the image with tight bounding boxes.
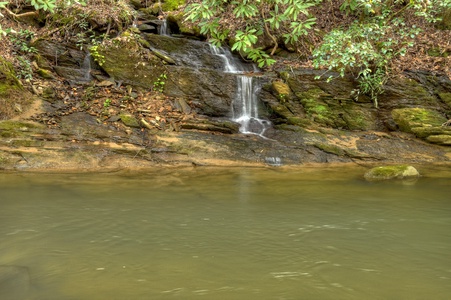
[426,134,451,145]
[314,143,345,156]
[296,89,337,127]
[364,165,419,180]
[36,68,55,79]
[392,108,447,133]
[286,117,312,127]
[272,81,292,102]
[0,121,42,138]
[10,139,44,147]
[427,47,450,57]
[161,0,185,11]
[437,8,451,30]
[120,114,140,128]
[439,92,451,108]
[167,12,200,36]
[411,126,451,138]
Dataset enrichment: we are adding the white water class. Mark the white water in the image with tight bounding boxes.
[233,76,271,136]
[81,52,91,82]
[159,19,170,36]
[209,45,271,136]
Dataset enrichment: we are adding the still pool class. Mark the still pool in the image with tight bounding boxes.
[0,166,450,300]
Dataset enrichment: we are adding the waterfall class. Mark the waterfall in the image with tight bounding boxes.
[159,19,170,36]
[81,52,91,82]
[233,76,270,136]
[209,45,270,137]
[209,45,241,73]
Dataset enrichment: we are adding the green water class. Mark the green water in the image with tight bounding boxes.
[0,167,450,300]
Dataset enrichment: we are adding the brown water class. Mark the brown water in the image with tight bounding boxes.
[0,166,450,300]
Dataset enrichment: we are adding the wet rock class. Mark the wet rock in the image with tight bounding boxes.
[392,108,447,132]
[120,113,140,128]
[36,68,55,79]
[272,80,294,101]
[96,32,166,88]
[364,165,420,181]
[138,23,156,32]
[426,134,451,145]
[391,108,451,144]
[180,118,240,134]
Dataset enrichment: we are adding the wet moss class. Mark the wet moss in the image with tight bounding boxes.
[364,165,419,180]
[296,89,337,127]
[0,121,43,138]
[426,134,451,145]
[314,143,345,156]
[120,114,140,128]
[272,81,292,102]
[392,108,447,133]
[161,0,185,11]
[439,92,451,108]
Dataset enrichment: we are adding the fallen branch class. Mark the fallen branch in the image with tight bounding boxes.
[2,6,39,20]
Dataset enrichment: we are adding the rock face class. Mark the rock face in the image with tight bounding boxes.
[364,165,420,181]
[0,57,36,120]
[391,108,451,145]
[1,7,451,170]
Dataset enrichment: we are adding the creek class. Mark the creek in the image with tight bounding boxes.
[0,167,450,299]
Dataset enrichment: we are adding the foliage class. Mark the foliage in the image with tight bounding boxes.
[10,30,38,54]
[89,45,105,66]
[313,0,451,107]
[184,0,319,68]
[16,57,34,80]
[8,29,38,80]
[153,73,167,93]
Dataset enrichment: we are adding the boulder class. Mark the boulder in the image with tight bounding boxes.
[364,165,420,181]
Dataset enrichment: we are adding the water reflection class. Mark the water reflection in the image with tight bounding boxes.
[0,167,450,299]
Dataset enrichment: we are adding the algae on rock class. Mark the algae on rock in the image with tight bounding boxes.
[364,165,420,181]
[0,57,35,120]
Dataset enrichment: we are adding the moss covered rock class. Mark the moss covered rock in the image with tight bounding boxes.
[120,114,140,128]
[391,108,450,144]
[426,134,451,145]
[161,0,185,11]
[94,31,166,88]
[0,57,35,120]
[392,108,447,131]
[272,81,293,102]
[364,165,420,181]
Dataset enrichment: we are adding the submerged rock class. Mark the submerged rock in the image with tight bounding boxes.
[364,165,420,181]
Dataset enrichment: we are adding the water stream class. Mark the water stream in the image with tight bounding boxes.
[81,52,92,82]
[1,167,450,299]
[159,19,170,36]
[209,45,270,136]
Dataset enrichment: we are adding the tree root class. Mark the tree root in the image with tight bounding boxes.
[2,7,39,20]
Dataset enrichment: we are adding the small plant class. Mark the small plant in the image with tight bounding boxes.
[103,98,112,108]
[16,57,33,81]
[153,73,167,93]
[89,45,105,66]
[10,29,37,54]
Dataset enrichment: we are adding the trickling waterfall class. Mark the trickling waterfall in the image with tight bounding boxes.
[159,19,170,36]
[209,45,241,73]
[209,45,270,137]
[81,52,92,82]
[233,76,271,136]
